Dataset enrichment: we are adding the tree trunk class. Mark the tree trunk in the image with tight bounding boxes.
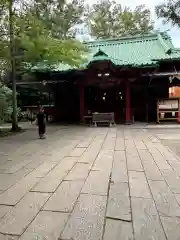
[9,0,19,131]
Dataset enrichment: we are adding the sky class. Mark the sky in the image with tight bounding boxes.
[83,0,180,47]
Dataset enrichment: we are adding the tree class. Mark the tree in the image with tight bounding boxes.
[9,0,19,130]
[156,0,180,28]
[0,0,88,130]
[27,0,86,39]
[15,12,87,68]
[86,0,154,39]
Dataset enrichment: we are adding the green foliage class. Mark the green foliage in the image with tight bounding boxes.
[3,105,22,122]
[86,0,154,39]
[14,12,88,69]
[0,0,88,76]
[156,0,180,28]
[0,83,12,123]
[0,83,22,123]
[27,0,86,39]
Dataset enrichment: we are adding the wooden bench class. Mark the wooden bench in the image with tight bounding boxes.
[92,112,115,127]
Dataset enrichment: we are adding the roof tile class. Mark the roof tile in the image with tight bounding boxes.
[31,32,180,72]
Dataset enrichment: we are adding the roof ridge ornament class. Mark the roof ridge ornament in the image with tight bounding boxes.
[93,49,108,57]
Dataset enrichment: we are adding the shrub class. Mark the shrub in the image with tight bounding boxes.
[0,83,12,123]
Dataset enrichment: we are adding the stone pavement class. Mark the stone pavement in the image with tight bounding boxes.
[0,125,180,239]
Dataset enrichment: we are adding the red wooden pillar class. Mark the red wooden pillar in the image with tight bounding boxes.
[79,85,84,122]
[125,80,131,124]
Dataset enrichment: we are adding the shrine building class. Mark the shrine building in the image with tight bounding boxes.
[17,32,180,124]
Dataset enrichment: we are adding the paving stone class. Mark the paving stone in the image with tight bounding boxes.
[24,159,44,170]
[102,135,116,151]
[175,194,180,205]
[45,140,80,160]
[0,167,33,191]
[126,146,138,156]
[0,158,11,169]
[144,162,164,181]
[78,150,97,165]
[111,151,128,183]
[81,170,110,195]
[31,170,66,193]
[139,149,164,180]
[132,197,166,240]
[126,154,143,171]
[125,140,137,154]
[28,161,58,178]
[157,144,178,161]
[138,149,155,163]
[160,216,180,240]
[103,219,133,240]
[115,136,125,151]
[2,159,33,174]
[149,180,180,217]
[68,147,86,157]
[0,192,50,235]
[31,157,77,193]
[151,152,171,170]
[0,234,19,240]
[3,126,180,239]
[0,206,12,219]
[134,140,147,150]
[168,160,180,176]
[129,171,151,198]
[132,197,158,215]
[56,157,78,172]
[61,194,106,240]
[78,140,103,165]
[76,137,94,148]
[144,140,160,154]
[0,161,18,173]
[161,169,180,194]
[64,163,90,181]
[106,183,131,221]
[19,211,69,240]
[0,171,41,205]
[43,180,84,212]
[92,149,114,174]
[114,150,126,162]
[13,144,41,156]
[147,146,160,154]
[124,139,134,148]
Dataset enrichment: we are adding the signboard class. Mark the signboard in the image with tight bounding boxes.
[159,99,178,109]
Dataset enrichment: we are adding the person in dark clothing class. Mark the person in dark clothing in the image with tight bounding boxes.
[37,107,46,139]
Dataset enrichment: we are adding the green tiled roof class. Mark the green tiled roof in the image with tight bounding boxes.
[31,32,180,72]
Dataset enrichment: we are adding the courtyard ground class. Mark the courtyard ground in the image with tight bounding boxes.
[0,124,180,239]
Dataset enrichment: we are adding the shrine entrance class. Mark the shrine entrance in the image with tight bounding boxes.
[84,85,126,123]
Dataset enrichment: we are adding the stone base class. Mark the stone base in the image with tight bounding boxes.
[125,121,133,125]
